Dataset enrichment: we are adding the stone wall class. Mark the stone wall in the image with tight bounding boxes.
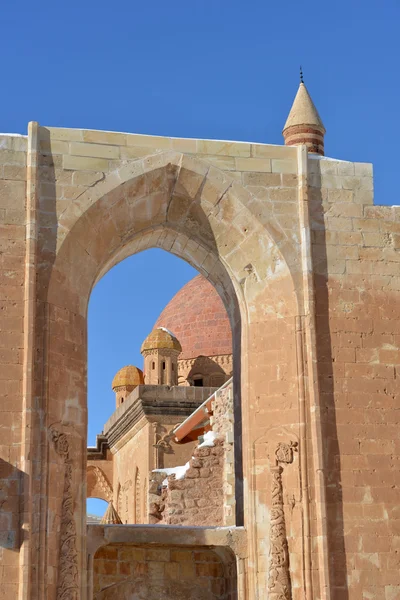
[0,133,27,596]
[149,380,234,527]
[308,156,400,599]
[2,123,400,599]
[112,419,150,524]
[178,353,232,387]
[93,544,236,600]
[149,437,225,526]
[210,381,235,525]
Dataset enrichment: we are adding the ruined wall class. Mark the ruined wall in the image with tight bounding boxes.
[148,381,235,527]
[150,438,225,526]
[0,133,27,597]
[309,156,400,599]
[210,381,235,525]
[93,544,236,600]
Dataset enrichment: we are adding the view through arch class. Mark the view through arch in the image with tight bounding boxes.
[86,248,237,527]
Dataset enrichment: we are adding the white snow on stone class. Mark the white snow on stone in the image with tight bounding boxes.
[308,154,348,163]
[153,462,190,486]
[0,133,26,137]
[157,326,176,337]
[198,430,218,448]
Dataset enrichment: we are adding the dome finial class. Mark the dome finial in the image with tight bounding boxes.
[282,76,326,155]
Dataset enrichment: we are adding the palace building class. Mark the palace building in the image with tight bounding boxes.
[1,78,400,600]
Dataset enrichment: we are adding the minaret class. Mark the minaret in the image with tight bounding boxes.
[282,68,326,155]
[141,327,182,386]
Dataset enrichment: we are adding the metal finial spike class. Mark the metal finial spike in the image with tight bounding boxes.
[300,66,304,83]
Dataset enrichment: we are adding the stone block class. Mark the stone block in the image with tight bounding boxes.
[171,138,197,153]
[271,159,297,174]
[235,157,271,172]
[39,139,69,155]
[70,142,120,159]
[251,144,296,159]
[82,130,127,145]
[63,154,109,171]
[126,133,172,149]
[196,140,250,157]
[41,127,83,142]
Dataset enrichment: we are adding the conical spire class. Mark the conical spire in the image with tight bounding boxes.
[283,74,326,155]
[100,501,122,524]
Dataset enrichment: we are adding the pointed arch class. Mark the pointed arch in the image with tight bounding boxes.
[40,150,301,600]
[86,466,112,502]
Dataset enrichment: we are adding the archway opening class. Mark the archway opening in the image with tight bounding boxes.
[86,248,237,527]
[86,498,108,522]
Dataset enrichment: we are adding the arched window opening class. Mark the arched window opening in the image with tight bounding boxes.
[87,248,238,530]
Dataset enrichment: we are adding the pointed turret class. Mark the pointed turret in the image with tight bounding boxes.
[100,501,122,524]
[283,71,326,155]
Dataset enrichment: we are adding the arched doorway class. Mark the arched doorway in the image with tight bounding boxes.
[34,150,299,599]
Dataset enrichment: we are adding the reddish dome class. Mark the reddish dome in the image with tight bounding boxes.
[154,275,232,360]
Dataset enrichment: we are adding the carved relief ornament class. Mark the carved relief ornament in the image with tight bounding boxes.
[50,427,79,600]
[267,441,298,600]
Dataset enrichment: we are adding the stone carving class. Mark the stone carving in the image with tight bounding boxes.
[50,427,79,600]
[178,354,232,371]
[268,441,298,600]
[154,424,180,453]
[275,441,298,465]
[92,466,112,502]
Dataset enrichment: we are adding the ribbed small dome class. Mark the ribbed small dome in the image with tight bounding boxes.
[111,365,144,390]
[141,327,182,354]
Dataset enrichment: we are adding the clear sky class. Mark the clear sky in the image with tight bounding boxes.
[2,0,399,514]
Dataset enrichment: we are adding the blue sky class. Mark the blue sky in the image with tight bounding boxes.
[2,0,399,514]
[87,250,196,447]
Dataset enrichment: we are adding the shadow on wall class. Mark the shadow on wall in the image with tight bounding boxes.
[0,459,25,551]
[311,160,348,599]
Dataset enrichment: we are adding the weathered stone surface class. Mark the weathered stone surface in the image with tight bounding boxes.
[1,123,399,600]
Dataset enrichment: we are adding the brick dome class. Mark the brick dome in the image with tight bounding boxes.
[112,365,144,390]
[154,275,232,360]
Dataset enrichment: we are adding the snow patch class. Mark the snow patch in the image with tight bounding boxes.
[0,133,26,137]
[157,326,176,337]
[153,462,190,486]
[198,430,218,448]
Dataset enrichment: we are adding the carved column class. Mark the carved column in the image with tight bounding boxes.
[267,442,297,600]
[51,428,79,600]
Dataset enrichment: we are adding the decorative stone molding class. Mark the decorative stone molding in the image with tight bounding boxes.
[154,424,180,453]
[87,434,109,460]
[91,466,113,502]
[178,354,233,371]
[267,441,298,600]
[104,386,215,450]
[50,427,79,600]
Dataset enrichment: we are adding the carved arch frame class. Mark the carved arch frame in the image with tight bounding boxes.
[28,150,302,600]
